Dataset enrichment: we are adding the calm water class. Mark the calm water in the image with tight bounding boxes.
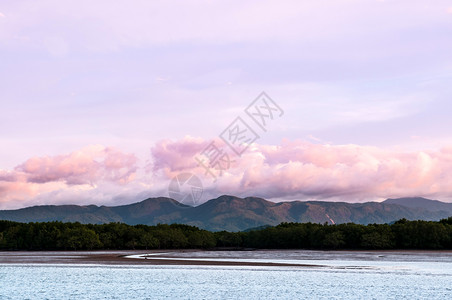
[1,251,451,299]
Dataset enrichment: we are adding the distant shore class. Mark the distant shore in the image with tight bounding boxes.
[0,250,320,267]
[1,249,452,267]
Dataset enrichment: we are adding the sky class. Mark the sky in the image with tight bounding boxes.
[1,0,452,209]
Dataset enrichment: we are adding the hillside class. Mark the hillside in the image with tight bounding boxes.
[383,197,452,213]
[0,196,451,231]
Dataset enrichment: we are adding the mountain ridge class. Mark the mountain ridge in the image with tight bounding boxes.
[383,197,452,213]
[1,196,451,231]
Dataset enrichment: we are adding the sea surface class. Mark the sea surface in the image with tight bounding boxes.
[1,250,451,299]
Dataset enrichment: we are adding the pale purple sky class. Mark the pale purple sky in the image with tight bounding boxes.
[1,0,452,208]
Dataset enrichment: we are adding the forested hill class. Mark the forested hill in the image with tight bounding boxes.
[1,195,451,231]
[1,218,452,250]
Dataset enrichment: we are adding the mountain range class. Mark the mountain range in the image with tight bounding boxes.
[1,196,451,231]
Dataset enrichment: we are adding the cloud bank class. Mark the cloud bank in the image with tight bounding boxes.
[0,145,138,208]
[151,137,452,202]
[2,138,452,209]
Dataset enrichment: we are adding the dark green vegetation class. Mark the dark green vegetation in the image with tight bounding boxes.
[1,196,452,231]
[1,217,452,250]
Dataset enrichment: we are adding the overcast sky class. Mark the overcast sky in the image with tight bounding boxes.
[1,0,452,208]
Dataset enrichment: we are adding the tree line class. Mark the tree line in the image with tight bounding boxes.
[1,217,452,250]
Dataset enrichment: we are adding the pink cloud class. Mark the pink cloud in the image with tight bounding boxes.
[0,145,138,208]
[150,136,213,176]
[150,137,452,201]
[0,181,35,202]
[15,145,137,185]
[3,139,452,209]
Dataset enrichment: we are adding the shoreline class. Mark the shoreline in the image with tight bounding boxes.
[1,249,452,266]
[0,250,322,267]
